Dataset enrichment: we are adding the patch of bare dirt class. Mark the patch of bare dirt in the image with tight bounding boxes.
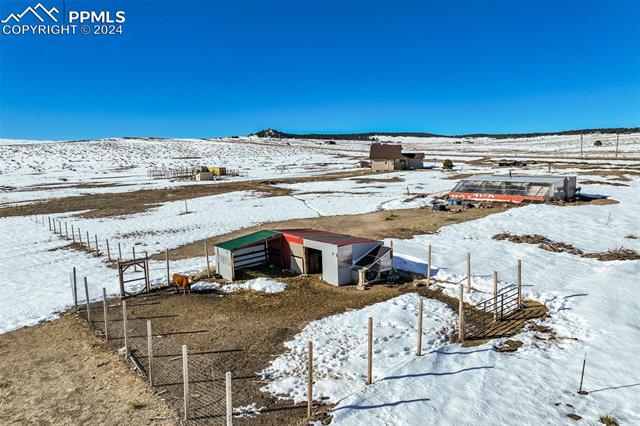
[111,277,417,425]
[0,313,176,425]
[493,232,640,261]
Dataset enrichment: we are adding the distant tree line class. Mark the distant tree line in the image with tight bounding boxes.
[249,127,640,141]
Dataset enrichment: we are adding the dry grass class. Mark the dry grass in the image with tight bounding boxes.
[598,413,620,426]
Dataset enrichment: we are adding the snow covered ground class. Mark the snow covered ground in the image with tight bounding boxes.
[1,135,639,424]
[258,179,640,425]
[1,133,638,204]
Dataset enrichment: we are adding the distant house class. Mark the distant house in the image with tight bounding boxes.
[449,175,578,203]
[369,143,424,172]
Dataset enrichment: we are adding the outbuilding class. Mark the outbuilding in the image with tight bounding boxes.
[449,175,578,203]
[369,143,424,172]
[214,228,393,286]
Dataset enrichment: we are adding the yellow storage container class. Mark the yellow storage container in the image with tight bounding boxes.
[207,167,227,176]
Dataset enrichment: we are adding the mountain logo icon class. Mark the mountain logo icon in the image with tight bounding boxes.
[1,3,59,24]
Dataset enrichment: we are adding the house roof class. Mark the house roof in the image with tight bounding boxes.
[276,228,380,247]
[369,143,424,160]
[215,230,282,251]
[369,143,402,159]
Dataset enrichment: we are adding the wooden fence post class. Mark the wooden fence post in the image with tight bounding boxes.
[517,259,522,307]
[86,231,90,250]
[307,341,313,418]
[144,254,150,293]
[102,288,109,340]
[65,222,69,239]
[71,224,75,243]
[165,249,171,287]
[122,300,129,359]
[367,317,373,385]
[225,372,233,426]
[78,228,82,245]
[84,277,91,323]
[183,345,189,420]
[493,271,498,320]
[72,267,78,312]
[467,253,471,292]
[106,239,111,261]
[48,216,52,231]
[118,242,122,262]
[147,320,153,386]
[426,245,432,286]
[132,246,137,271]
[184,200,189,214]
[458,284,465,342]
[205,240,211,278]
[416,299,423,356]
[94,234,99,255]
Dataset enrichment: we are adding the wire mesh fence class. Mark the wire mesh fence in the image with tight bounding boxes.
[76,297,228,425]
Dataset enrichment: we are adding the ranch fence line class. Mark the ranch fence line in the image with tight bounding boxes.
[146,167,243,180]
[36,215,532,423]
[74,287,229,425]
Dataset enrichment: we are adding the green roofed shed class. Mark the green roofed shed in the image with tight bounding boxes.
[214,230,284,280]
[216,230,282,251]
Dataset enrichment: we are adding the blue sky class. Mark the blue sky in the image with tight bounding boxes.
[0,0,639,139]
